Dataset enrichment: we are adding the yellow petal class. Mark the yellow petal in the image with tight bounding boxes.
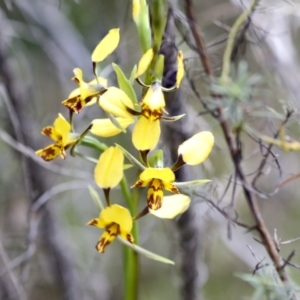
[87,218,105,228]
[94,146,124,188]
[140,167,175,183]
[99,87,134,118]
[147,179,163,210]
[90,118,134,137]
[35,144,61,161]
[132,116,160,151]
[54,113,71,145]
[178,131,214,165]
[164,182,180,194]
[120,231,134,244]
[91,28,120,63]
[99,204,133,233]
[136,48,154,78]
[41,126,62,143]
[142,83,165,113]
[150,194,191,219]
[96,223,119,253]
[176,51,184,88]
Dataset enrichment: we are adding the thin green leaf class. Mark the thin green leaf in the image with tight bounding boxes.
[88,186,104,210]
[115,144,146,171]
[123,164,133,170]
[129,65,138,83]
[81,135,108,152]
[105,112,126,133]
[74,151,98,164]
[112,63,138,103]
[117,237,175,265]
[174,179,211,188]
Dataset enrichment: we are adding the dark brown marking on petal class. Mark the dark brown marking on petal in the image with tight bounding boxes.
[42,127,52,136]
[75,101,82,113]
[106,223,120,236]
[96,238,109,253]
[147,192,162,210]
[141,107,162,121]
[72,76,80,84]
[60,148,66,160]
[131,180,144,188]
[88,219,99,226]
[62,96,82,113]
[126,234,134,243]
[171,186,180,194]
[84,95,96,105]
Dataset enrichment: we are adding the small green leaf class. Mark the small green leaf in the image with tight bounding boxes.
[117,237,175,265]
[115,144,146,171]
[148,150,164,168]
[88,186,104,209]
[129,65,138,83]
[105,112,126,133]
[173,179,211,188]
[81,136,108,152]
[123,164,133,170]
[112,63,138,103]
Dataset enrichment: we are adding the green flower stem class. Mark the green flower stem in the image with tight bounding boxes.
[221,0,259,84]
[120,176,139,300]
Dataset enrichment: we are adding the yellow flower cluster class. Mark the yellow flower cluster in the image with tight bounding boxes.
[35,27,214,254]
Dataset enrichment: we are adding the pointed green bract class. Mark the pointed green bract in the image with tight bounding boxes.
[133,0,152,53]
[112,63,137,103]
[115,144,146,171]
[148,149,164,168]
[173,179,211,188]
[81,135,108,153]
[117,237,175,265]
[105,112,127,133]
[88,185,104,210]
[151,0,167,51]
[129,65,138,83]
[154,54,165,79]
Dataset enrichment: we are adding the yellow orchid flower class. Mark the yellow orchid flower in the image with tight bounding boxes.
[87,204,134,253]
[62,68,107,113]
[62,28,120,113]
[132,82,184,151]
[132,167,179,210]
[35,113,76,161]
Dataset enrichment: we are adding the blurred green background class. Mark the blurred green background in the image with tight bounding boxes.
[1,0,300,299]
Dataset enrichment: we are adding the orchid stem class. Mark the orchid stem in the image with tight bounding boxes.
[120,176,139,300]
